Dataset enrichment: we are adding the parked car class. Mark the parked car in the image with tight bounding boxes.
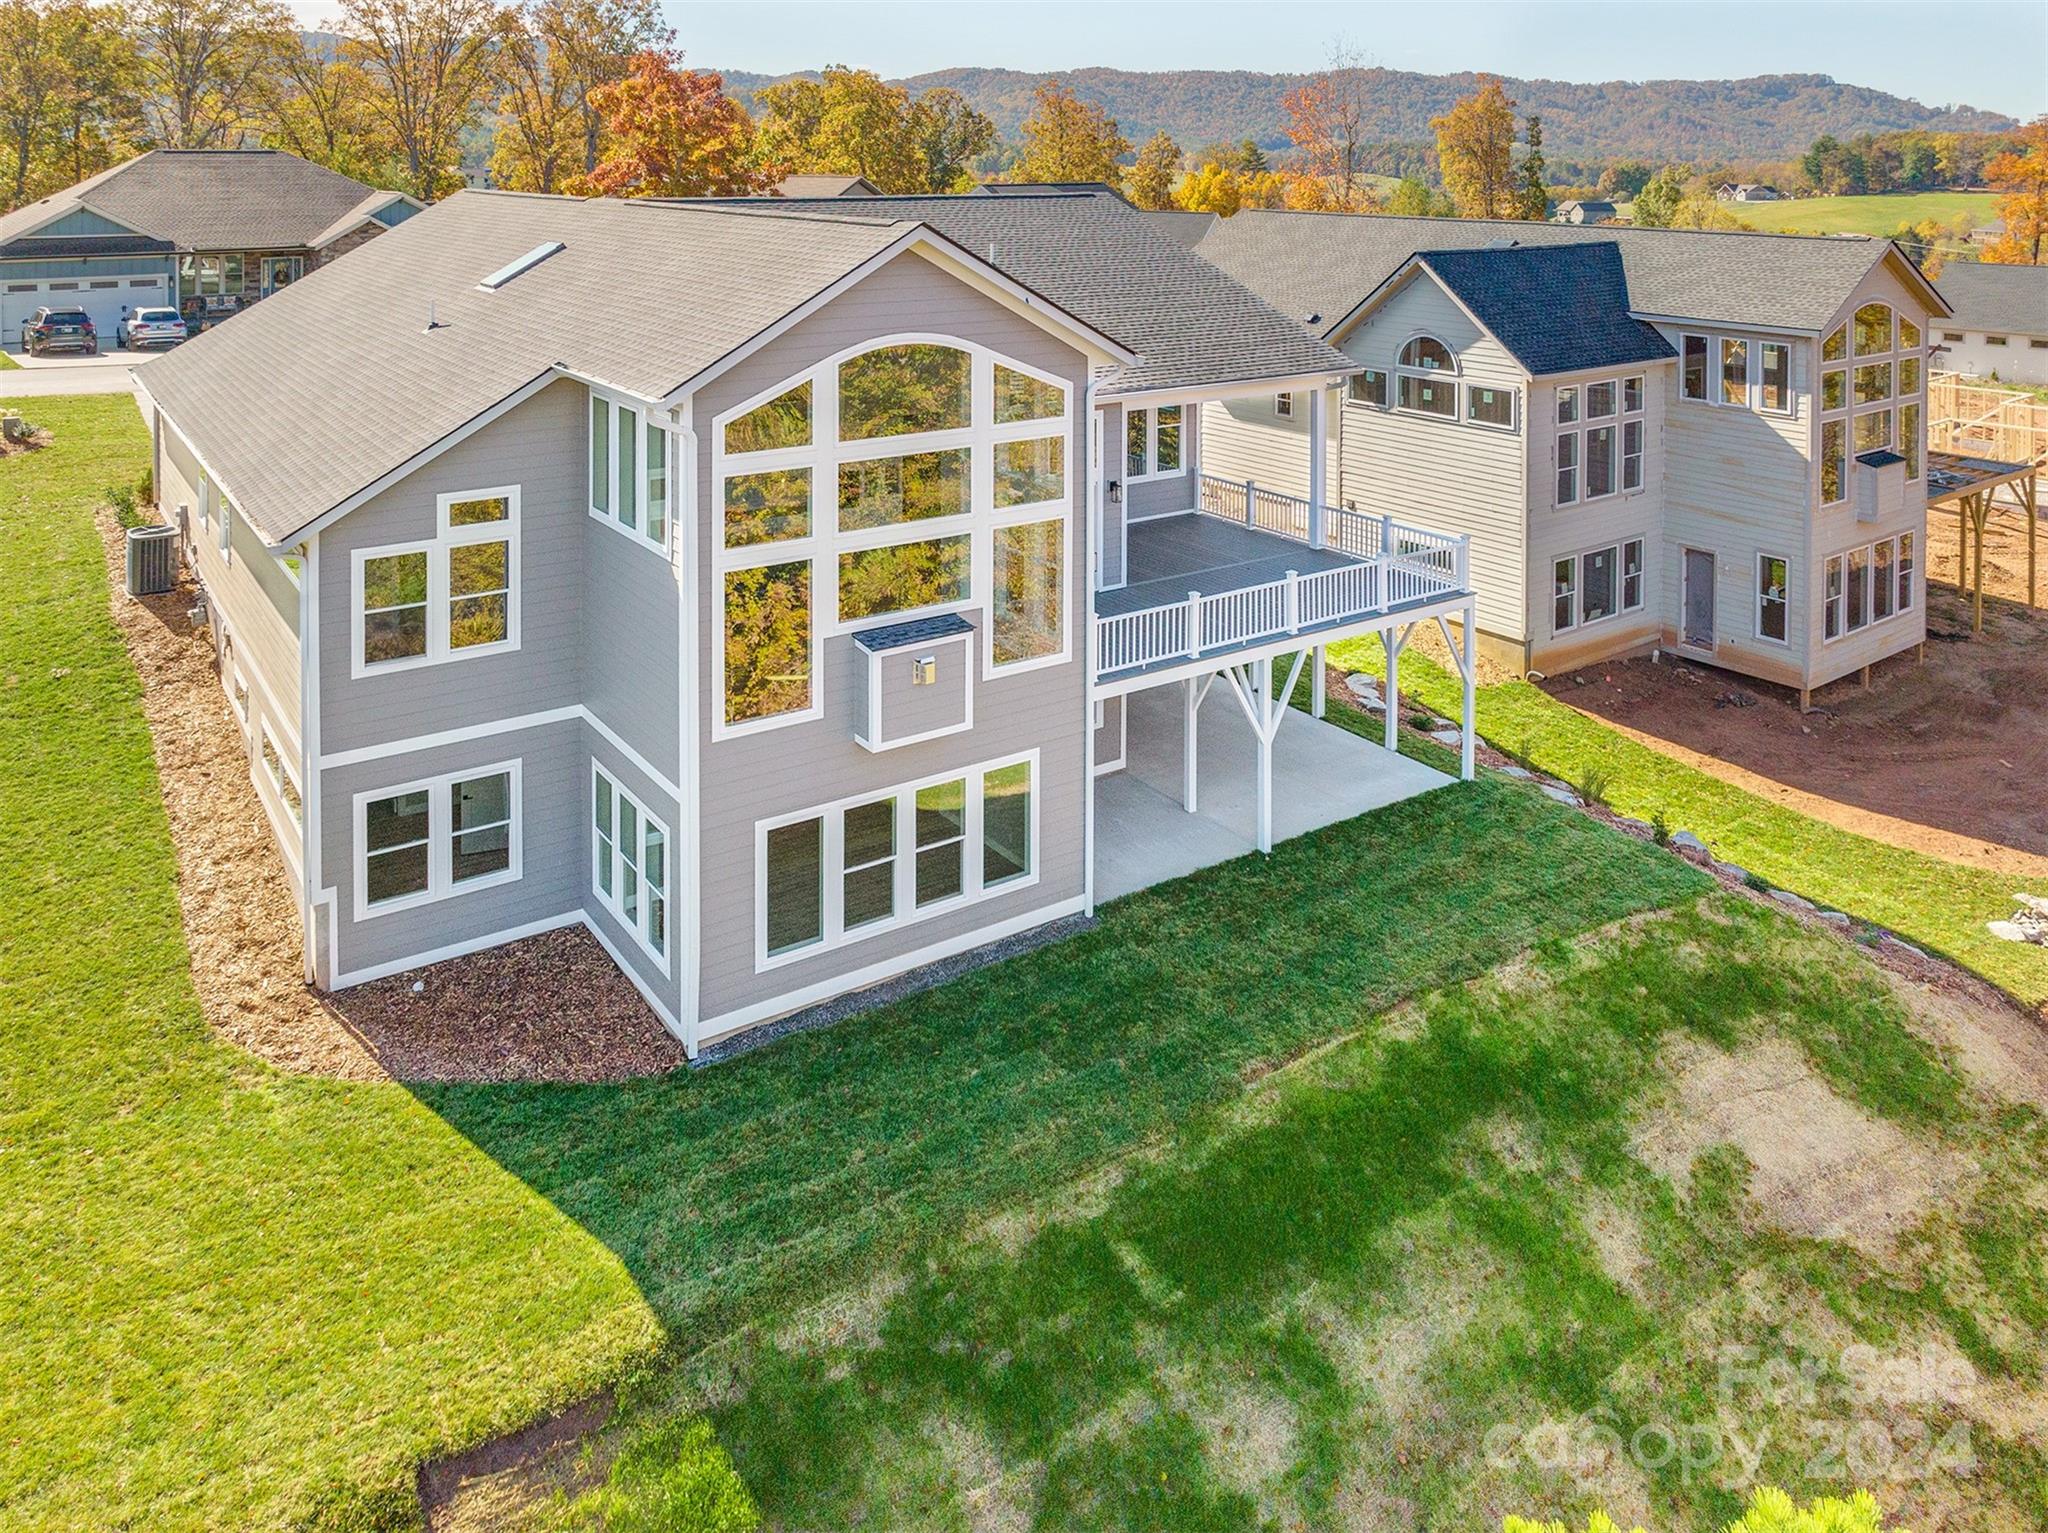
[117,307,188,349]
[19,307,97,357]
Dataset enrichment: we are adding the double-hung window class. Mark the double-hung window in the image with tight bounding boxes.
[759,753,1036,968]
[1756,553,1789,644]
[592,763,669,966]
[590,391,670,552]
[1124,402,1183,479]
[357,763,519,917]
[353,488,519,676]
[712,342,1073,737]
[1555,373,1643,507]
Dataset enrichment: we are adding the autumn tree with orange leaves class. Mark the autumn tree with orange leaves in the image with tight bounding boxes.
[1280,44,1377,211]
[565,51,772,198]
[1981,117,2047,265]
[1431,75,1522,219]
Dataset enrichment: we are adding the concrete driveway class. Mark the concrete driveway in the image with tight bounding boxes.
[0,344,161,399]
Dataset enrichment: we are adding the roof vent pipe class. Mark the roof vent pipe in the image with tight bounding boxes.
[424,300,442,332]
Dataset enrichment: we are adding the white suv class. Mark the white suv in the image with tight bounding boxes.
[117,307,188,350]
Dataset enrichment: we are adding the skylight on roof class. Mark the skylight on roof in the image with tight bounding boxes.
[477,241,564,291]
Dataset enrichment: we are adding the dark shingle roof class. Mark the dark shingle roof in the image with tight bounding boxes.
[850,612,975,651]
[0,234,174,259]
[1164,209,1945,336]
[1934,262,2048,337]
[0,150,412,253]
[707,190,1355,396]
[1413,244,1675,376]
[1857,449,1906,469]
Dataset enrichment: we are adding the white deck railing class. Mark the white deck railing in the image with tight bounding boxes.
[1095,477,1469,677]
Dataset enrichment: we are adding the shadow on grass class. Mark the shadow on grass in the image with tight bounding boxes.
[414,777,1710,1363]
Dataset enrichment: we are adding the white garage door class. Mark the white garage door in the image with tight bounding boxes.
[3,274,168,347]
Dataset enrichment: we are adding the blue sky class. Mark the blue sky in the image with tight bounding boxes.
[648,0,2046,121]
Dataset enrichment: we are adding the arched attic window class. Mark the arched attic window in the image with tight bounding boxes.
[1395,334,1458,417]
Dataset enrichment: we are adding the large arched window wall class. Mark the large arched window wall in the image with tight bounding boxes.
[1818,300,1924,506]
[712,336,1073,737]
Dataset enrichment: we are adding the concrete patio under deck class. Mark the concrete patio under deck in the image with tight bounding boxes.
[1093,680,1453,902]
[1097,512,1361,619]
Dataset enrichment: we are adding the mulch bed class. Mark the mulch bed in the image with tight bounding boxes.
[95,509,685,1083]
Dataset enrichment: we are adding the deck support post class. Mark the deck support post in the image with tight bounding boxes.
[1307,386,1328,550]
[1182,674,1202,813]
[1433,607,1479,782]
[1220,651,1307,857]
[1311,644,1326,718]
[1382,623,1407,753]
[1255,656,1274,852]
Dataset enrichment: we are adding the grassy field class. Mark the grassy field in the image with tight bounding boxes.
[1742,191,2001,236]
[548,890,2048,1531]
[1327,641,2048,1010]
[3,395,1708,1526]
[0,351,19,371]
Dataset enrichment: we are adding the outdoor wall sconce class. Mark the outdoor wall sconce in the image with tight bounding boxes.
[1108,478,1123,503]
[910,655,937,686]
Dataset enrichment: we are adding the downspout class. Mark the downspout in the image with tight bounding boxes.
[676,397,703,1057]
[1082,376,1099,920]
[298,533,323,985]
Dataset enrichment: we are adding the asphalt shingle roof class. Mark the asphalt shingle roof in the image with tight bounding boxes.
[1413,243,1675,376]
[701,190,1354,397]
[1163,209,1944,337]
[850,612,976,650]
[1934,262,2048,337]
[142,192,922,543]
[0,234,173,259]
[0,150,409,253]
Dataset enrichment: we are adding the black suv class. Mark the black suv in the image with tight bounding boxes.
[20,307,98,357]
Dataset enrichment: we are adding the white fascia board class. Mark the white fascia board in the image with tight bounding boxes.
[1105,370,1356,410]
[659,226,1140,410]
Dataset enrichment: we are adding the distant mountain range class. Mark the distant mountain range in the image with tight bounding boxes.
[716,67,2017,163]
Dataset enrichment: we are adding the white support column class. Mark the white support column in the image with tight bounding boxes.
[1183,674,1201,813]
[1254,655,1274,853]
[1311,644,1326,718]
[1307,385,1328,549]
[1460,601,1477,781]
[1383,624,1405,752]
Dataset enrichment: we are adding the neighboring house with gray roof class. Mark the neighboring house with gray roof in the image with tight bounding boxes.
[1,149,419,347]
[1168,209,1948,701]
[1552,199,1618,225]
[1933,262,2048,385]
[138,187,1477,1059]
[772,174,881,198]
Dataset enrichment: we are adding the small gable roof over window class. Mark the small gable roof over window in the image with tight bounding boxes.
[1410,243,1676,377]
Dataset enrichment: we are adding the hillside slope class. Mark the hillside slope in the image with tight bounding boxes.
[719,66,2014,162]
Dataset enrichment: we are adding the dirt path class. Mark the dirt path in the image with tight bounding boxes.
[1539,580,2048,869]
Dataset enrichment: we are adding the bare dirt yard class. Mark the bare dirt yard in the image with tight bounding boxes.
[1538,552,2048,871]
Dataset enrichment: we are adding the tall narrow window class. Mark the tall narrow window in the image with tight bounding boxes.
[592,764,668,964]
[1720,338,1749,406]
[1847,546,1870,631]
[992,518,1063,667]
[589,395,610,516]
[1556,386,1579,425]
[1900,402,1921,480]
[1824,556,1844,640]
[1622,418,1644,491]
[1553,557,1577,631]
[1556,431,1578,506]
[982,760,1032,886]
[1585,425,1616,499]
[1854,302,1892,356]
[1155,405,1183,471]
[1873,539,1894,621]
[915,780,966,905]
[361,550,429,665]
[1757,554,1789,643]
[1622,539,1644,610]
[645,417,667,545]
[1758,343,1790,413]
[841,797,896,931]
[1821,420,1846,505]
[723,561,812,727]
[1897,533,1915,612]
[1126,407,1148,478]
[1682,335,1708,401]
[1582,546,1617,624]
[764,817,823,956]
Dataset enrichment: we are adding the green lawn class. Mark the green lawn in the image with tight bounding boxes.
[0,350,20,371]
[2,395,1709,1527]
[1327,641,2048,1009]
[553,893,2048,1531]
[1744,191,2000,236]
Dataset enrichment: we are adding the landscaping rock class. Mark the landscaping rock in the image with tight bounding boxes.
[1987,921,2035,944]
[1343,675,1380,702]
[1615,816,1653,835]
[1495,765,1533,779]
[1715,862,1754,884]
[1769,888,1817,912]
[1430,728,1463,745]
[1817,911,1851,926]
[1539,784,1580,806]
[1670,831,1709,855]
[1887,937,1927,958]
[2014,893,2048,917]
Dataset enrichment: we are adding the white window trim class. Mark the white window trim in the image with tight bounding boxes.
[1393,332,1459,422]
[1124,399,1187,483]
[349,486,522,679]
[710,335,1074,741]
[1821,533,1915,644]
[1824,301,1925,506]
[1755,551,1791,646]
[352,758,522,922]
[1554,375,1644,508]
[590,761,671,971]
[1680,333,1711,402]
[1552,538,1647,634]
[588,389,672,557]
[753,748,1040,973]
[1273,392,1294,419]
[1463,382,1519,431]
[1683,333,1796,416]
[1345,369,1388,410]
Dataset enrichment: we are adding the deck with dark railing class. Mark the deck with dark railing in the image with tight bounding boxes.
[1092,476,1470,682]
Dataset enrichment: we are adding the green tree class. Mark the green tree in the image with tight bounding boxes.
[1385,175,1450,217]
[341,0,509,200]
[1126,128,1179,209]
[127,0,294,148]
[1013,78,1128,187]
[251,31,395,186]
[909,85,992,192]
[1236,136,1266,174]
[1631,164,1686,226]
[754,67,920,192]
[1518,112,1547,219]
[1595,158,1652,198]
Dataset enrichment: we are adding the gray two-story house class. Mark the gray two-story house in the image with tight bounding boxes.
[1167,210,1949,707]
[139,188,1477,1057]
